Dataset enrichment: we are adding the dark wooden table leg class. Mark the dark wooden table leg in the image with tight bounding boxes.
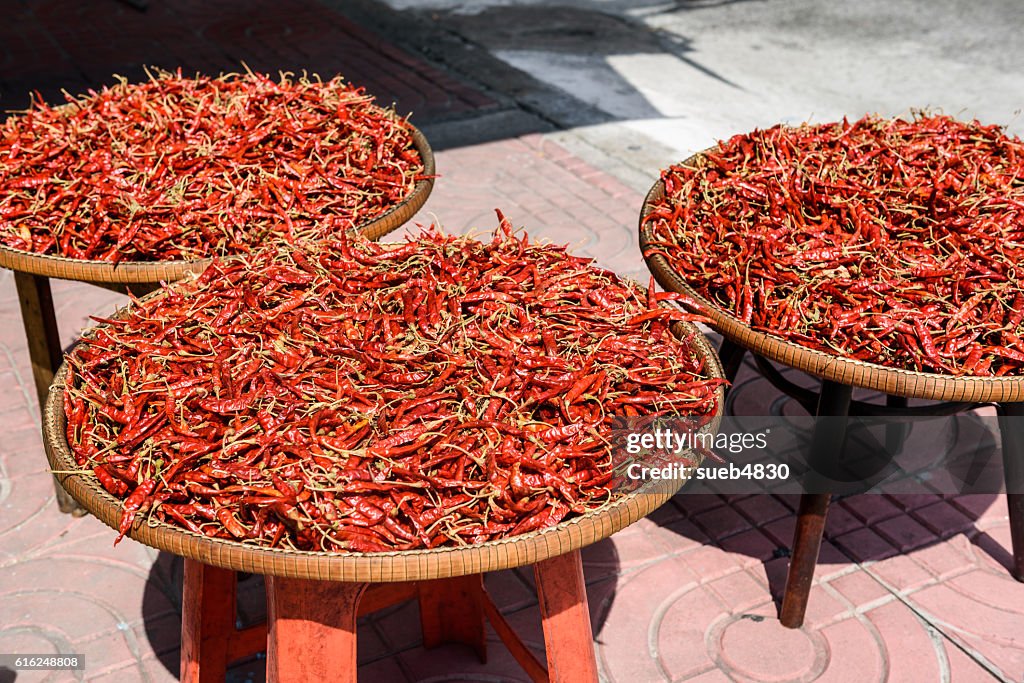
[13,271,82,515]
[718,338,746,384]
[779,492,831,628]
[534,549,599,683]
[266,575,368,683]
[885,394,909,453]
[779,380,853,628]
[997,402,1024,581]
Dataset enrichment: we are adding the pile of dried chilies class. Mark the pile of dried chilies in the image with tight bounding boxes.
[643,114,1024,376]
[0,69,426,261]
[64,215,723,552]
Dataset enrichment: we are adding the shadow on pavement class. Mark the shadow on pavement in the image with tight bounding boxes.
[142,552,184,678]
[1,0,759,152]
[429,3,743,91]
[0,0,495,134]
[141,540,620,681]
[658,349,1009,614]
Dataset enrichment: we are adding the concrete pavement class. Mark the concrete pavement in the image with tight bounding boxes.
[357,0,1024,193]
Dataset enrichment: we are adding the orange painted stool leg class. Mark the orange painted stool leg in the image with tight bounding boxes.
[181,560,237,683]
[265,576,368,683]
[419,574,487,662]
[534,549,599,683]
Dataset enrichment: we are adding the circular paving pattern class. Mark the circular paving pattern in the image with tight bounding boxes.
[711,613,828,682]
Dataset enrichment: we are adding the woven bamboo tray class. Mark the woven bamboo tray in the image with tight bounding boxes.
[639,151,1024,404]
[43,317,724,583]
[0,127,435,285]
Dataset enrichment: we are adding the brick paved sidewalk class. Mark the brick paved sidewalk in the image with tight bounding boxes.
[2,2,1024,682]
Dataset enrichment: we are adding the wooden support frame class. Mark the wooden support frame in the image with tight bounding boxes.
[179,549,600,682]
[14,272,81,514]
[774,374,1024,629]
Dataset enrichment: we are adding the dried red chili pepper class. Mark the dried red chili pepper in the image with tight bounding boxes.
[67,215,723,552]
[644,114,1024,376]
[116,479,156,544]
[0,69,427,261]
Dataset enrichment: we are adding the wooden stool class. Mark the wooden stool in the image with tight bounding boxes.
[764,375,1024,627]
[712,344,1024,628]
[641,168,1024,630]
[180,551,597,682]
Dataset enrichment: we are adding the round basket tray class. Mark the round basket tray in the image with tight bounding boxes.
[639,150,1024,404]
[43,318,724,583]
[0,127,435,285]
